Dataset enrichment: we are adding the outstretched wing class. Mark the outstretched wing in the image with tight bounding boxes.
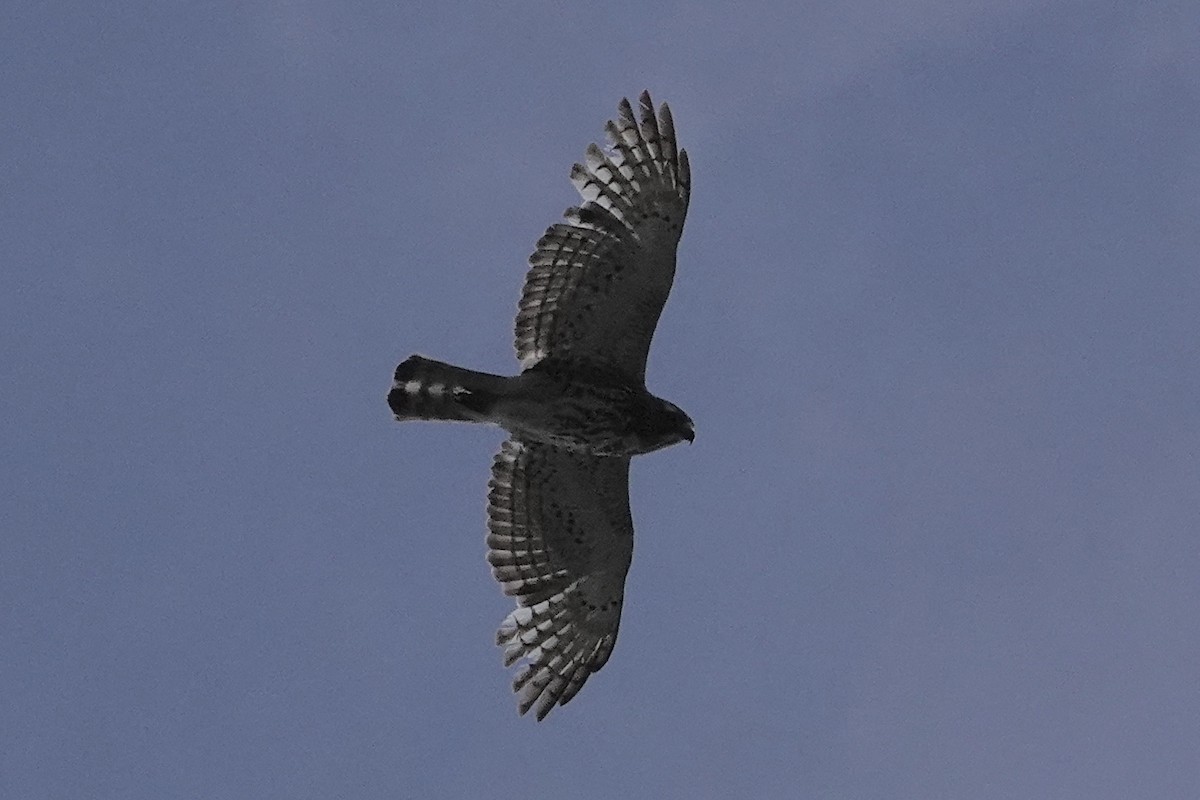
[515,91,690,382]
[486,439,634,720]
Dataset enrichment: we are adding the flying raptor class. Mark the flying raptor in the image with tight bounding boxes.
[388,91,691,720]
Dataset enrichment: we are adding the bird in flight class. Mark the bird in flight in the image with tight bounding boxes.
[388,91,691,720]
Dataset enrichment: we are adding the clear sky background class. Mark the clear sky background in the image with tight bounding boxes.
[4,2,1198,798]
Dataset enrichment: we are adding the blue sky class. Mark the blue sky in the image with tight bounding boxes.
[4,2,1199,798]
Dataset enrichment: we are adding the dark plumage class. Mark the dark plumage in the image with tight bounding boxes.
[388,92,691,719]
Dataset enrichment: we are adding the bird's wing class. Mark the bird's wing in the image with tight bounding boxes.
[515,91,690,382]
[486,439,634,720]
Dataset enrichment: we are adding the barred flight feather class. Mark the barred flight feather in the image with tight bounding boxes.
[486,439,632,719]
[514,91,689,380]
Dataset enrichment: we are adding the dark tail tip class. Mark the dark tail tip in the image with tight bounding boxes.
[388,354,493,422]
[393,355,422,383]
[388,356,431,420]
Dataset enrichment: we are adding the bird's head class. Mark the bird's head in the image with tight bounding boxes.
[633,396,694,453]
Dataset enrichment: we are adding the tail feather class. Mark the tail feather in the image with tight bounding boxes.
[388,355,507,423]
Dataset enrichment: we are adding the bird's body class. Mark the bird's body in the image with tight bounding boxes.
[389,354,690,456]
[387,91,691,720]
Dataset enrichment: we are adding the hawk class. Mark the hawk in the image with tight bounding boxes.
[388,91,692,720]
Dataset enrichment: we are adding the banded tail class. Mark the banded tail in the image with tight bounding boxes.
[388,355,508,423]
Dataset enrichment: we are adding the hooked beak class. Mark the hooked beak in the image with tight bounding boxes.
[683,421,695,444]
